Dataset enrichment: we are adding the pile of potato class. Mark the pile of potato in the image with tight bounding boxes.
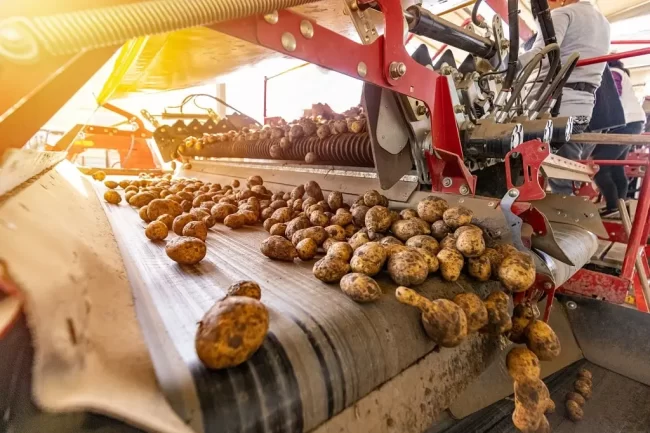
[565,368,592,422]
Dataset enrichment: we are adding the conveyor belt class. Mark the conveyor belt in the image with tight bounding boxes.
[95,183,508,433]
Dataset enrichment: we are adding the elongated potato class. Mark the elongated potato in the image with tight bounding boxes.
[269,223,287,237]
[467,255,491,281]
[261,235,298,261]
[495,243,519,258]
[437,247,464,281]
[195,296,269,369]
[574,379,592,400]
[352,205,370,227]
[224,213,247,229]
[313,256,350,283]
[515,377,551,414]
[498,252,536,292]
[330,209,353,226]
[166,236,207,265]
[285,216,311,239]
[340,273,382,303]
[387,249,428,286]
[510,315,531,344]
[566,392,585,407]
[525,319,561,361]
[327,191,343,211]
[416,197,448,223]
[325,225,346,241]
[512,405,542,433]
[506,347,541,382]
[483,299,512,335]
[104,180,118,189]
[453,293,488,333]
[482,247,504,278]
[211,203,238,221]
[405,235,439,254]
[400,208,418,220]
[104,190,122,204]
[157,214,174,230]
[566,399,584,421]
[148,198,183,220]
[442,206,473,229]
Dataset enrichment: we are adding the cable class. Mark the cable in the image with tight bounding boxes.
[166,93,262,127]
[527,44,561,107]
[471,0,484,27]
[531,52,580,116]
[502,0,520,90]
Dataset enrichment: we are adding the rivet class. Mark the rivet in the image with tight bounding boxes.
[357,61,367,78]
[264,11,279,24]
[300,20,314,39]
[281,32,297,52]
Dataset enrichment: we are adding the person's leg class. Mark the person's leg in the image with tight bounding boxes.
[548,116,591,195]
[592,144,624,210]
[611,121,645,204]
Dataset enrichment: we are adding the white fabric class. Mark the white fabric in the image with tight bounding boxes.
[611,67,646,124]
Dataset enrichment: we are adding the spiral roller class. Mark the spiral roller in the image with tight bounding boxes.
[184,133,373,167]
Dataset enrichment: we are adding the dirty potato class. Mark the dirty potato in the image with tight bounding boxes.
[226,281,261,300]
[482,248,504,278]
[363,190,383,207]
[512,405,543,433]
[440,235,457,250]
[104,190,122,204]
[148,198,183,220]
[190,208,210,221]
[195,296,269,370]
[482,295,512,335]
[211,203,238,221]
[510,315,531,344]
[330,209,353,226]
[414,247,439,274]
[325,225,346,241]
[340,273,382,303]
[104,180,118,189]
[260,236,298,261]
[436,247,464,281]
[365,206,392,233]
[313,256,351,283]
[442,206,473,229]
[92,171,107,181]
[453,293,488,333]
[292,226,328,246]
[405,235,439,254]
[166,236,207,265]
[327,191,344,211]
[467,255,491,281]
[263,218,279,232]
[525,319,561,361]
[183,221,208,241]
[309,210,329,227]
[506,347,541,382]
[285,216,311,239]
[224,213,247,229]
[145,220,168,241]
[498,252,536,292]
[351,205,370,227]
[348,231,370,251]
[389,219,425,242]
[453,224,482,238]
[515,377,551,414]
[350,242,387,276]
[400,208,418,220]
[578,368,593,381]
[417,197,448,223]
[574,380,592,400]
[430,220,451,240]
[565,399,584,422]
[304,180,324,201]
[269,223,287,237]
[296,238,318,261]
[495,243,519,258]
[173,214,196,235]
[387,249,428,286]
[566,392,586,407]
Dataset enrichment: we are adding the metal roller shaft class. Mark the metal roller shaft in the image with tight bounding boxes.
[184,133,374,167]
[0,0,321,60]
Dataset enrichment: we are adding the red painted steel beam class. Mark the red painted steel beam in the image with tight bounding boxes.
[622,171,650,280]
[611,40,650,45]
[577,48,650,67]
[484,0,534,42]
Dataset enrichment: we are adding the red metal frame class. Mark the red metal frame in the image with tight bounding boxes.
[504,139,549,201]
[576,47,650,67]
[611,40,650,45]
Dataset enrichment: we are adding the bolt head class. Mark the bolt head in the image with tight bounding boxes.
[508,189,519,198]
[442,177,453,187]
[264,11,279,24]
[459,185,470,195]
[566,301,577,310]
[543,282,553,290]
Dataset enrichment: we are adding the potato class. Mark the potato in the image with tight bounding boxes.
[437,248,464,282]
[270,207,292,223]
[313,256,351,283]
[400,208,418,220]
[363,190,382,207]
[515,377,550,414]
[302,197,317,211]
[566,392,586,406]
[166,236,207,265]
[495,243,519,258]
[291,185,305,200]
[498,252,536,292]
[453,224,482,238]
[482,248,504,278]
[506,347,541,382]
[92,171,107,181]
[327,242,354,263]
[282,216,308,238]
[269,223,287,237]
[351,205,370,227]
[390,219,426,242]
[104,180,118,189]
[415,248,439,274]
[578,368,592,381]
[365,206,392,233]
[145,220,168,240]
[269,200,288,210]
[347,231,369,251]
[340,273,382,303]
[327,191,343,210]
[486,290,510,307]
[309,210,329,227]
[430,220,451,240]
[104,190,122,204]
[395,287,468,347]
[263,218,279,232]
[183,221,208,241]
[416,197,448,223]
[467,255,491,281]
[203,215,217,228]
[224,213,246,229]
[343,224,356,238]
[350,242,387,276]
[440,235,456,249]
[574,379,592,400]
[292,226,328,246]
[226,281,261,300]
[118,180,130,189]
[181,200,192,212]
[147,198,183,220]
[330,209,353,226]
[565,399,584,422]
[125,191,137,203]
[525,319,561,361]
[405,235,439,254]
[157,214,174,230]
[442,206,473,229]
[200,201,217,211]
[512,405,542,433]
[379,236,403,246]
[296,238,318,261]
[483,300,512,335]
[173,214,196,235]
[453,293,488,333]
[195,296,269,370]
[190,208,210,221]
[304,180,324,201]
[260,235,298,261]
[510,315,531,344]
[325,225,346,241]
[387,249,428,286]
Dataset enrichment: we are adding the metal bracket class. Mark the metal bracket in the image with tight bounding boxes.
[499,188,528,252]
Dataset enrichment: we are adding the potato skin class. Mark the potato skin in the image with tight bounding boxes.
[400,208,418,220]
[495,243,519,258]
[512,405,542,433]
[515,377,550,414]
[348,231,370,250]
[173,214,196,235]
[313,256,351,283]
[104,190,122,204]
[296,238,318,261]
[455,229,486,259]
[227,281,261,300]
[566,392,586,406]
[157,214,174,230]
[350,242,387,276]
[498,252,536,292]
[415,247,439,274]
[405,235,439,254]
[525,319,561,361]
[417,197,448,223]
[387,249,428,286]
[183,221,208,241]
[130,192,156,208]
[195,296,269,370]
[145,220,168,240]
[269,223,287,237]
[390,219,425,242]
[363,190,382,207]
[482,293,512,335]
[365,206,392,234]
[285,216,311,239]
[442,206,473,229]
[330,209,353,227]
[436,248,464,282]
[440,235,456,249]
[506,347,541,382]
[260,235,298,261]
[578,368,592,381]
[423,298,468,347]
[566,399,584,421]
[166,236,207,265]
[148,198,183,220]
[467,255,491,281]
[453,293,488,333]
[351,205,370,227]
[291,226,328,246]
[104,180,118,189]
[340,273,382,303]
[430,220,451,240]
[482,248,504,278]
[574,380,592,400]
[510,315,531,344]
[327,242,353,262]
[212,203,238,221]
[327,191,344,210]
[325,224,346,241]
[224,213,246,229]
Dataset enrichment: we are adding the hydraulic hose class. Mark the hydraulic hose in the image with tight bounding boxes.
[531,0,560,78]
[527,45,561,109]
[531,52,580,117]
[502,0,520,90]
[471,0,484,27]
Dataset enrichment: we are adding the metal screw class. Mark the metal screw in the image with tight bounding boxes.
[440,65,453,75]
[508,189,519,198]
[264,11,279,24]
[357,62,367,78]
[459,185,470,195]
[281,32,297,52]
[566,301,577,310]
[543,282,553,290]
[500,39,510,50]
[487,201,495,207]
[300,20,314,39]
[389,62,407,79]
[442,177,453,187]
[454,104,465,114]
[416,105,427,115]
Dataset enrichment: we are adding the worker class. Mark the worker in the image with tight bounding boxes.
[591,60,647,215]
[519,0,611,195]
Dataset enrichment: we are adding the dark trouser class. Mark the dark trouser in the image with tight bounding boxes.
[591,121,646,210]
[549,117,594,195]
